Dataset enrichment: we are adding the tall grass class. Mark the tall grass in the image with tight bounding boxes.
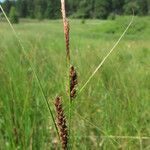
[0,4,60,148]
[0,4,150,150]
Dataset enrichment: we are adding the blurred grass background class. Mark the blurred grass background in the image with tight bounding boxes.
[0,16,150,149]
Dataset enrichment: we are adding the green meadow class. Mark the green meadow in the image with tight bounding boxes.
[0,16,150,149]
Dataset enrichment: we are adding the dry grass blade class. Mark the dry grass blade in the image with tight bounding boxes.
[0,5,60,140]
[79,15,134,94]
[101,135,150,140]
[74,110,150,141]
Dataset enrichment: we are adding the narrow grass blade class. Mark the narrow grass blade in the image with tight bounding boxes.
[79,15,134,94]
[0,5,60,140]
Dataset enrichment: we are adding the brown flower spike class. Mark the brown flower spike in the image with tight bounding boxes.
[70,66,78,99]
[55,96,68,150]
[61,0,70,62]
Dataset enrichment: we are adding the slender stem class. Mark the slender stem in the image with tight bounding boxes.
[61,0,72,147]
[79,15,134,94]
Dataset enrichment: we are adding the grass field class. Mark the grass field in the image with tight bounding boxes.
[0,16,150,149]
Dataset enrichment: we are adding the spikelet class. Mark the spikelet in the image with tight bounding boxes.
[64,20,70,61]
[61,0,70,62]
[70,66,78,99]
[55,96,68,150]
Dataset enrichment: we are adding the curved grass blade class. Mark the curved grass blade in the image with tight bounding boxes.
[79,15,134,94]
[0,5,60,140]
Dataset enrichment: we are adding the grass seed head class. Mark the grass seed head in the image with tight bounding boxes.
[55,96,68,150]
[70,66,78,99]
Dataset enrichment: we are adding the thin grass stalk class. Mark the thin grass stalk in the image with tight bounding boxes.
[73,110,150,146]
[79,15,134,94]
[64,15,135,114]
[0,5,60,140]
[61,0,72,146]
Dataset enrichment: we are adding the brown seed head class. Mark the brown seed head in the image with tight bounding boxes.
[70,66,78,99]
[55,96,68,150]
[61,0,70,62]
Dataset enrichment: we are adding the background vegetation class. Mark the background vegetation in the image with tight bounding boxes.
[1,0,150,20]
[0,14,150,149]
[0,0,150,149]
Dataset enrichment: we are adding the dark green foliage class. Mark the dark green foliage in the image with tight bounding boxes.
[81,19,86,24]
[76,0,95,18]
[27,0,35,18]
[1,0,150,19]
[138,0,149,15]
[16,0,28,18]
[94,0,112,19]
[108,12,116,20]
[45,1,53,19]
[9,6,19,24]
[123,0,140,15]
[1,0,15,15]
[112,0,125,14]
